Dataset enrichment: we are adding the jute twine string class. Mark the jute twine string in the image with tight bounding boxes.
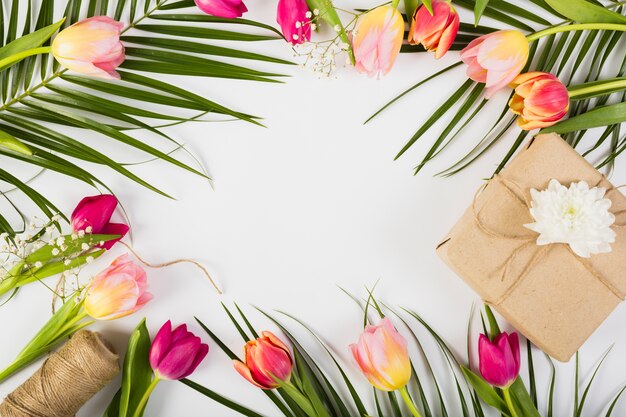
[0,330,119,417]
[472,175,626,306]
[119,242,222,295]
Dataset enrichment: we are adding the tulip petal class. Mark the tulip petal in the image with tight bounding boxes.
[99,222,129,249]
[150,320,173,369]
[71,194,118,233]
[234,360,267,389]
[157,336,202,380]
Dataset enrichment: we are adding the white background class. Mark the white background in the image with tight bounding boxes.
[1,1,626,416]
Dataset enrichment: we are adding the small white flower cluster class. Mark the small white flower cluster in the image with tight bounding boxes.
[525,179,616,258]
[291,8,356,78]
[0,215,96,297]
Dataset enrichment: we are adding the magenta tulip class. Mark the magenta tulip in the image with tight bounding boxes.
[195,0,247,18]
[149,321,209,380]
[71,194,128,249]
[478,332,520,388]
[277,0,311,45]
[233,331,293,389]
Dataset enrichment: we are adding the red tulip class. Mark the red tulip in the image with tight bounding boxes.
[71,194,128,249]
[195,0,247,18]
[277,0,311,45]
[408,0,460,59]
[509,72,569,130]
[233,331,293,389]
[478,332,520,388]
[149,321,209,380]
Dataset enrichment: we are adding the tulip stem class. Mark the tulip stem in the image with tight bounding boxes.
[502,388,520,417]
[399,387,423,417]
[0,46,52,71]
[568,77,626,99]
[527,23,626,42]
[132,377,161,417]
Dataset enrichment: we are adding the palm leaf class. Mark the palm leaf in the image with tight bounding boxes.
[0,0,289,235]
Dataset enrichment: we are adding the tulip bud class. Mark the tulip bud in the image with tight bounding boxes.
[83,254,152,320]
[478,332,520,388]
[460,30,529,98]
[352,5,404,78]
[277,0,311,45]
[409,0,460,59]
[149,321,209,380]
[350,318,411,391]
[195,0,248,18]
[71,194,129,250]
[51,16,125,80]
[509,72,569,130]
[233,331,293,389]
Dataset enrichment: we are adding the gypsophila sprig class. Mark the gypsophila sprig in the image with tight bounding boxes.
[0,215,122,303]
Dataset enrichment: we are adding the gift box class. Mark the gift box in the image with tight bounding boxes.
[437,133,626,362]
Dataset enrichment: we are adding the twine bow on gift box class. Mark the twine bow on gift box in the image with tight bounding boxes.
[472,174,626,306]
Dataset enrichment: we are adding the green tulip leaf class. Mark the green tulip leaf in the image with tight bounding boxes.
[474,0,490,25]
[544,0,626,24]
[421,0,433,15]
[118,318,154,417]
[0,18,64,61]
[542,102,626,134]
[460,367,509,414]
[0,129,31,155]
[509,378,541,417]
[405,0,419,21]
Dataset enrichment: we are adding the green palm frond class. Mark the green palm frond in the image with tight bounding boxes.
[375,0,626,177]
[0,0,291,236]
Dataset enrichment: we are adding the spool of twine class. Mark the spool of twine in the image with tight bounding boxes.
[0,330,120,417]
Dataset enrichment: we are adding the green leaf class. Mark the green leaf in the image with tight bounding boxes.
[404,0,419,23]
[180,379,266,417]
[134,24,277,41]
[474,0,490,25]
[118,318,153,417]
[0,18,62,60]
[542,103,626,134]
[460,367,509,414]
[422,0,433,14]
[544,0,626,24]
[509,378,541,417]
[0,128,31,155]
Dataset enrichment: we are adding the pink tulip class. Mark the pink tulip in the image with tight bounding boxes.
[71,194,128,250]
[460,30,529,98]
[478,332,520,388]
[149,321,209,380]
[233,331,293,389]
[352,5,404,78]
[350,318,411,391]
[408,0,460,59]
[195,0,247,18]
[83,254,152,320]
[509,72,569,130]
[51,16,125,80]
[277,0,311,45]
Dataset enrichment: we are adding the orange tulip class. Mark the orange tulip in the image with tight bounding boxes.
[234,331,293,389]
[509,72,569,130]
[408,0,460,59]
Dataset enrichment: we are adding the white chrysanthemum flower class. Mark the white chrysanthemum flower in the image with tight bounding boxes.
[524,179,616,258]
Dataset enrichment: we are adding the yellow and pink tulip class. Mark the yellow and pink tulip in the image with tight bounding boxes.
[460,30,529,98]
[51,16,125,79]
[508,72,569,130]
[352,6,404,78]
[84,254,152,320]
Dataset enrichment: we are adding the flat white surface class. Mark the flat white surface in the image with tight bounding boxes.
[1,2,626,416]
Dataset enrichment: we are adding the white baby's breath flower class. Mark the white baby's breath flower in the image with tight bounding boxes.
[524,179,616,258]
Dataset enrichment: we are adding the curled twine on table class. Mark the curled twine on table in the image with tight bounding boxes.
[472,174,626,306]
[0,330,119,417]
[119,241,222,295]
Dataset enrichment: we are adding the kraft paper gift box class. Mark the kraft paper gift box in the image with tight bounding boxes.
[436,133,626,362]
